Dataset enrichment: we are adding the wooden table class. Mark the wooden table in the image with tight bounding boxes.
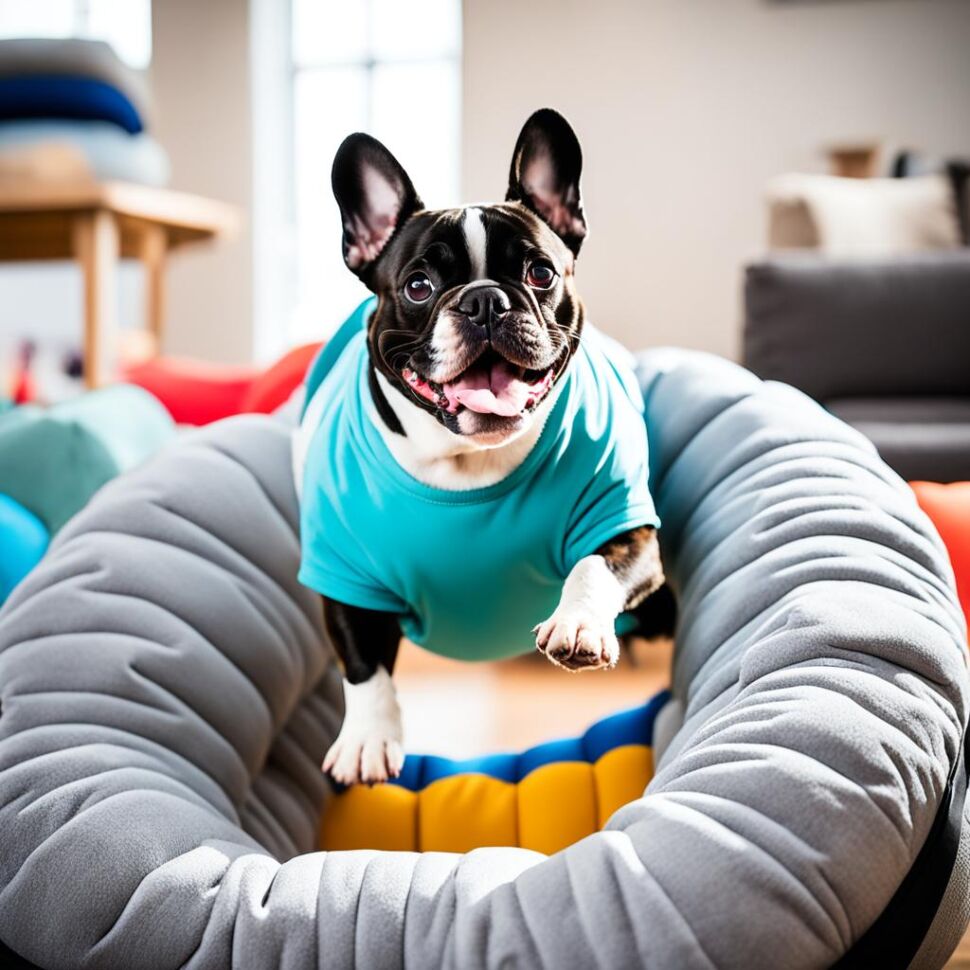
[0,180,239,387]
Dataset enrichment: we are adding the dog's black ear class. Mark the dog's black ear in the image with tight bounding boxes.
[332,133,423,278]
[506,109,587,256]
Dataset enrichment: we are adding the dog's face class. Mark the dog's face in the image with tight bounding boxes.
[331,109,588,444]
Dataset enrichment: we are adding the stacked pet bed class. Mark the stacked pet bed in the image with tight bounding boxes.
[0,39,169,186]
[0,347,967,968]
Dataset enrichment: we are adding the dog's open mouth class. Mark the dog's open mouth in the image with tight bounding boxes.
[402,349,554,417]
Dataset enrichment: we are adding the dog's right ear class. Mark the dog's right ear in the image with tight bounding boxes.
[331,133,423,279]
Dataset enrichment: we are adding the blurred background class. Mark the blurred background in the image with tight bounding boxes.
[2,13,970,954]
[0,0,969,767]
[1,0,968,390]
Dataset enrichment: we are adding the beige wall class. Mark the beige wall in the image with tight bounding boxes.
[462,0,970,358]
[151,0,253,363]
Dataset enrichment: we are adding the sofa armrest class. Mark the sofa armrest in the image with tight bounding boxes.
[743,251,970,401]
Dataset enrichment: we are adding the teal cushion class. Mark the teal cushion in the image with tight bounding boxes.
[0,384,175,534]
[0,493,48,602]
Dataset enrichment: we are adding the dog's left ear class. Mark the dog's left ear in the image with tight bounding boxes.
[506,108,587,256]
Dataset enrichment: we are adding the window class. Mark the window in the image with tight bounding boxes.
[0,0,152,69]
[285,0,462,347]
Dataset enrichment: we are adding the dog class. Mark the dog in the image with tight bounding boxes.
[294,109,670,786]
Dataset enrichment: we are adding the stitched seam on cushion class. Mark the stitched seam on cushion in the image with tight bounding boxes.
[0,635,261,807]
[243,783,298,862]
[577,831,719,970]
[175,867,226,969]
[350,854,375,970]
[678,572,964,697]
[260,753,324,841]
[4,581,280,738]
[9,680,250,794]
[0,788,261,924]
[630,803,847,961]
[658,788,857,946]
[0,727,237,818]
[681,535,961,647]
[509,878,548,970]
[12,763,232,830]
[0,561,103,640]
[4,756,236,832]
[65,519,319,696]
[665,438,909,548]
[398,852,419,968]
[664,739,915,850]
[202,434,297,534]
[146,500,320,661]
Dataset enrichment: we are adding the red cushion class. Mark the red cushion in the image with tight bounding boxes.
[122,357,259,425]
[240,342,323,415]
[911,481,970,624]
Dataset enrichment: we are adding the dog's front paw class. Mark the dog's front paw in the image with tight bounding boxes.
[534,608,619,672]
[323,729,404,786]
[322,671,405,785]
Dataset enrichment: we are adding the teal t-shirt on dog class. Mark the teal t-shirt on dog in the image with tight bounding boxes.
[297,298,659,661]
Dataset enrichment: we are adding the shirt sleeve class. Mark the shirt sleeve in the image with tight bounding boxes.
[297,471,408,615]
[561,409,660,573]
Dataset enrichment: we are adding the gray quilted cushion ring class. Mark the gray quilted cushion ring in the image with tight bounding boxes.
[0,348,966,969]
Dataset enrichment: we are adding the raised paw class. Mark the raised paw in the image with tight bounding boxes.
[534,608,619,672]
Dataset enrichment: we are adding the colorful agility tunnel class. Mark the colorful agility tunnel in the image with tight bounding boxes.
[321,691,669,854]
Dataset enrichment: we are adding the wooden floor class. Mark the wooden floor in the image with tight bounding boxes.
[394,636,672,756]
[393,639,970,967]
[948,937,970,969]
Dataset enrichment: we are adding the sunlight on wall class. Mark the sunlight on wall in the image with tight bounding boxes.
[0,0,152,68]
[288,0,461,345]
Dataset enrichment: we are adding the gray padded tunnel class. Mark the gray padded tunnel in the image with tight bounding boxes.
[0,348,967,969]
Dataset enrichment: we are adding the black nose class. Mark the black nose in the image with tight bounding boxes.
[458,286,510,328]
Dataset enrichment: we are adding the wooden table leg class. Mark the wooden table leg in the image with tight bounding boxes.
[140,224,167,353]
[73,209,120,388]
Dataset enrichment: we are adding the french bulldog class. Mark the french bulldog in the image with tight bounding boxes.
[296,109,671,786]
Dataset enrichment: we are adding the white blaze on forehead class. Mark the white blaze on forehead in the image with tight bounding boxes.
[463,207,488,279]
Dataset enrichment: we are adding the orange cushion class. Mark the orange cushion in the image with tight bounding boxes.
[911,481,970,622]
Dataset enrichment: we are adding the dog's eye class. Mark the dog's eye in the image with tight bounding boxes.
[404,272,434,303]
[526,261,556,289]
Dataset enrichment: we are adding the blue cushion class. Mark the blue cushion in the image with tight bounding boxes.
[0,494,48,603]
[389,691,672,791]
[0,76,143,134]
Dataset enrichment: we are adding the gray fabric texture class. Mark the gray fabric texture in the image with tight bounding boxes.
[743,252,970,482]
[825,398,970,483]
[910,803,970,970]
[0,349,967,969]
[827,398,970,427]
[743,252,970,402]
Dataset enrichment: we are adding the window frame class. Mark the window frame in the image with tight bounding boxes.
[252,0,462,359]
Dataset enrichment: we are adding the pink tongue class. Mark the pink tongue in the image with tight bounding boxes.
[444,360,532,416]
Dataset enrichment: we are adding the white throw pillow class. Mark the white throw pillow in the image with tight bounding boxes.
[766,172,962,254]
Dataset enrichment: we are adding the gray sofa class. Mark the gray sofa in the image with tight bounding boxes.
[744,251,970,482]
[0,348,967,969]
